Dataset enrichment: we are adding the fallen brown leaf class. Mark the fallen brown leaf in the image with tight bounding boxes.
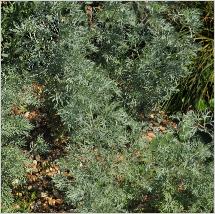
[32,83,45,94]
[27,111,39,121]
[14,204,20,209]
[11,105,24,115]
[159,126,166,132]
[41,192,48,198]
[55,198,63,205]
[172,122,177,129]
[43,202,49,209]
[160,119,168,126]
[24,111,30,119]
[149,114,155,119]
[47,197,56,206]
[27,174,38,182]
[35,155,41,161]
[28,185,33,190]
[133,150,140,157]
[146,136,153,142]
[147,131,156,139]
[116,175,124,183]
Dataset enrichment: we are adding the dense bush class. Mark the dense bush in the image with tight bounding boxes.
[1,1,214,213]
[1,70,37,211]
[53,110,213,212]
[90,2,202,115]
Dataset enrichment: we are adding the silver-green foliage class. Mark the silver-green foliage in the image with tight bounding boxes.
[1,2,213,213]
[1,145,30,212]
[1,60,38,213]
[139,117,213,212]
[1,70,36,146]
[30,135,49,155]
[46,2,213,212]
[93,2,202,114]
[53,112,213,212]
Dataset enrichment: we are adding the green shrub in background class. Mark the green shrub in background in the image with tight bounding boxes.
[2,1,68,82]
[91,2,202,116]
[1,146,30,212]
[1,70,37,145]
[1,1,214,213]
[1,2,55,210]
[1,2,93,211]
[1,70,38,212]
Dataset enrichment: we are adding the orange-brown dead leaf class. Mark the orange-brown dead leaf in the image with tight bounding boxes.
[63,171,70,177]
[33,160,37,165]
[55,198,63,205]
[172,122,177,129]
[47,172,54,177]
[42,160,49,167]
[146,136,153,142]
[28,185,33,190]
[43,202,49,209]
[41,192,48,198]
[144,131,156,142]
[35,155,41,161]
[11,105,24,115]
[85,5,93,27]
[95,155,103,161]
[133,150,141,157]
[14,204,20,209]
[32,83,45,94]
[160,119,169,126]
[16,192,22,197]
[53,165,60,171]
[24,110,39,121]
[159,126,166,132]
[147,131,156,139]
[159,111,165,115]
[143,195,150,202]
[47,197,56,206]
[27,174,38,182]
[149,114,155,119]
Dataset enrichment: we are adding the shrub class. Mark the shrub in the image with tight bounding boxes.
[53,111,213,212]
[1,63,38,213]
[91,2,202,115]
[1,145,30,212]
[133,112,213,213]
[1,2,213,213]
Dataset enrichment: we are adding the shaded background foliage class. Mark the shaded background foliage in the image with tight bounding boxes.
[1,1,214,213]
[164,1,214,113]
